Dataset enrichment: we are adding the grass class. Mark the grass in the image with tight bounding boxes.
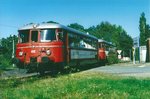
[0,72,150,99]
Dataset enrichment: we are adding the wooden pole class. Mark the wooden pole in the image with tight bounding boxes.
[146,38,150,62]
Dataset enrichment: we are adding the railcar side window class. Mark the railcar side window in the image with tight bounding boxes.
[58,32,63,41]
[19,30,29,43]
[40,29,56,42]
[57,29,63,41]
[68,33,96,49]
[82,37,96,49]
[69,33,80,48]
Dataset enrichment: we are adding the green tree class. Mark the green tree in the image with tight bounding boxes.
[0,35,18,68]
[46,21,59,24]
[67,23,85,32]
[119,31,133,56]
[87,21,133,57]
[145,24,150,38]
[139,12,147,45]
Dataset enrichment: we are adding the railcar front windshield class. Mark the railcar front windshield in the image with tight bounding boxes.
[40,29,56,42]
[19,30,30,43]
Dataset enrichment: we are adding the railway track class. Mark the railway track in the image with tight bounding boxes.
[0,63,101,79]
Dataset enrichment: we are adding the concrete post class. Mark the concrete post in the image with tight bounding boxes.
[132,47,135,64]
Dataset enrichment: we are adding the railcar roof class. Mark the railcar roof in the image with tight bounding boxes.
[98,39,115,46]
[19,23,98,40]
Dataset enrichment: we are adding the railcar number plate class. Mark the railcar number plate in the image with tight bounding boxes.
[31,50,36,53]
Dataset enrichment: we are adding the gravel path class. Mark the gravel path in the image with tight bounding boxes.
[85,62,150,78]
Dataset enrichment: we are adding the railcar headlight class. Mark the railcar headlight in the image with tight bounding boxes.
[41,47,45,52]
[19,51,23,56]
[46,49,51,55]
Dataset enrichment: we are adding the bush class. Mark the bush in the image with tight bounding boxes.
[0,55,12,70]
[107,51,119,65]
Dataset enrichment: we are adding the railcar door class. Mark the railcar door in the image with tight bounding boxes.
[63,31,69,65]
[30,30,39,63]
[31,30,39,42]
[57,29,69,65]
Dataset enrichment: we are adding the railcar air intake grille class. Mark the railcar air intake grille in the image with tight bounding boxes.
[30,57,37,63]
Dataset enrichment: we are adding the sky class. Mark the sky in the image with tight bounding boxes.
[0,0,150,39]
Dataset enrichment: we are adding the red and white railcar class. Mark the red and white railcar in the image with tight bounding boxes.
[14,23,99,73]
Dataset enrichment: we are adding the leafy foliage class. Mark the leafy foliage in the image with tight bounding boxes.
[88,22,133,52]
[0,35,18,69]
[67,23,86,32]
[107,51,119,64]
[145,24,150,38]
[139,12,150,46]
[46,21,59,24]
